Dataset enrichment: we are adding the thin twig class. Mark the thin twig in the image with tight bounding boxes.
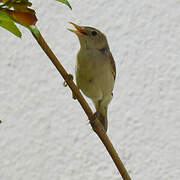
[30,28,131,180]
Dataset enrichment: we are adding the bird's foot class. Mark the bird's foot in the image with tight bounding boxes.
[63,74,77,100]
[93,111,100,120]
[63,74,73,87]
[89,111,100,125]
[89,111,106,133]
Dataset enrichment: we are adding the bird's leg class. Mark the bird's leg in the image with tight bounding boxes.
[63,74,73,87]
[96,100,101,115]
[63,74,76,100]
[90,100,101,123]
[90,111,100,127]
[90,101,106,133]
[91,100,107,132]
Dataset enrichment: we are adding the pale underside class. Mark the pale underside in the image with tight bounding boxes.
[76,48,115,111]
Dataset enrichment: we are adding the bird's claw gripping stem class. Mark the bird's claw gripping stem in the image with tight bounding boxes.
[89,111,106,133]
[63,74,74,87]
[63,74,77,100]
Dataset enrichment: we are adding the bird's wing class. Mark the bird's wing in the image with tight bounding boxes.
[108,52,116,80]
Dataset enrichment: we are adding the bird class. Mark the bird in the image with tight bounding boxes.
[68,22,116,132]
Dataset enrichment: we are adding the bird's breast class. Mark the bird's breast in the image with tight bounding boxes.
[75,49,114,100]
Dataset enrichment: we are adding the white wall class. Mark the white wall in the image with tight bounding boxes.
[0,0,180,179]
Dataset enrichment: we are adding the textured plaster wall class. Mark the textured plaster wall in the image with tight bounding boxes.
[0,0,180,179]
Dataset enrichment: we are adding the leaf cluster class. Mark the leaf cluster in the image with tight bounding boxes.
[0,0,71,37]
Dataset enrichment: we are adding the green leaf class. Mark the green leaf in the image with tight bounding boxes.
[0,11,21,37]
[56,0,72,10]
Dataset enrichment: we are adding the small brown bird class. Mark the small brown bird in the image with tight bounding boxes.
[68,22,116,132]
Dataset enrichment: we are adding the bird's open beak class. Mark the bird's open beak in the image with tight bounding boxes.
[68,22,86,36]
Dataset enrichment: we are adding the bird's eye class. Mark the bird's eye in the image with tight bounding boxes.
[91,31,97,36]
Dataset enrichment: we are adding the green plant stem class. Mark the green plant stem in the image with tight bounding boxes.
[30,27,131,180]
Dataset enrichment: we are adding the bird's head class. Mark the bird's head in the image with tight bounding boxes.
[68,22,109,51]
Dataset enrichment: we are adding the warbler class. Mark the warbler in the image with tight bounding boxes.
[68,22,116,132]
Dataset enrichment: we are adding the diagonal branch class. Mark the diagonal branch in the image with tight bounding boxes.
[30,26,131,180]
